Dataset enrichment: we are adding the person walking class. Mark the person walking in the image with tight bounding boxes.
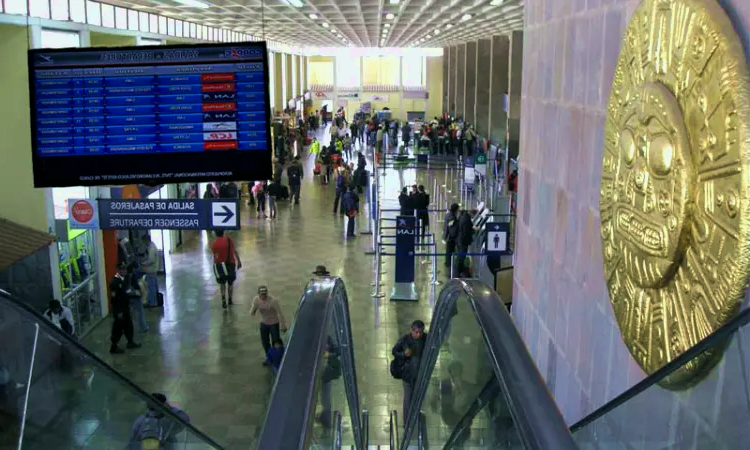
[391,320,427,422]
[341,185,360,238]
[250,286,288,364]
[211,230,242,309]
[443,203,460,270]
[109,262,141,354]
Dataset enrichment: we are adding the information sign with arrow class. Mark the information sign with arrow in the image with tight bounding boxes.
[97,199,240,230]
[486,222,511,254]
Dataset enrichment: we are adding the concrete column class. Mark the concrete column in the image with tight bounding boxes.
[476,38,492,137]
[285,54,293,104]
[465,41,477,126]
[489,35,510,145]
[449,45,457,116]
[507,30,523,157]
[443,46,450,114]
[274,53,284,111]
[456,44,466,119]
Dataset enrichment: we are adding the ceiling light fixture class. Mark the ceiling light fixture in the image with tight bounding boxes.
[384,23,390,28]
[490,0,504,4]
[389,0,399,4]
[461,13,472,21]
[309,13,318,19]
[446,23,453,29]
[279,0,303,7]
[322,22,329,28]
[385,13,394,19]
[174,0,210,8]
[331,28,337,33]
[434,29,439,35]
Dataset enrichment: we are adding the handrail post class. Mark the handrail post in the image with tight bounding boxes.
[18,323,40,450]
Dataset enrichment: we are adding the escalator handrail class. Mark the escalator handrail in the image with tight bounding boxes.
[570,305,750,433]
[0,288,224,450]
[389,409,399,450]
[401,279,576,450]
[257,276,363,450]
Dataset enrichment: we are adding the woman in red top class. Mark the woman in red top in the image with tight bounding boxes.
[211,230,242,309]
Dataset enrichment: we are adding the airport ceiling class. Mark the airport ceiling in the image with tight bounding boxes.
[105,0,524,48]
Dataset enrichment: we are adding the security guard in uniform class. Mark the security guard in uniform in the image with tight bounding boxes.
[109,262,141,354]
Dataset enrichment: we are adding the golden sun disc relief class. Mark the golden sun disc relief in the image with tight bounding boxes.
[600,0,750,389]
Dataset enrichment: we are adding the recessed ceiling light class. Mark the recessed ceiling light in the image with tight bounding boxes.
[420,38,425,42]
[385,13,394,20]
[426,34,431,38]
[384,23,390,28]
[461,13,472,21]
[309,13,318,19]
[322,22,329,28]
[174,0,210,8]
[434,29,439,35]
[490,0,504,4]
[389,0,399,4]
[446,24,453,29]
[331,28,337,33]
[280,0,303,6]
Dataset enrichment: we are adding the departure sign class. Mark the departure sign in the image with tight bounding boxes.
[28,42,272,188]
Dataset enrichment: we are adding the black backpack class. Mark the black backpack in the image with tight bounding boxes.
[390,358,404,380]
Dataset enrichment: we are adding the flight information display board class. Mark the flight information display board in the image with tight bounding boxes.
[28,42,272,188]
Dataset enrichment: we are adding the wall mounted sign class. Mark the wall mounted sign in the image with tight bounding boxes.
[599,0,750,389]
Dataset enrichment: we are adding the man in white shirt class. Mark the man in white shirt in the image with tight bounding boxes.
[44,299,75,336]
[140,234,160,308]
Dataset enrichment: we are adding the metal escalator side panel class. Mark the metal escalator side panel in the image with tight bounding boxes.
[441,375,502,449]
[389,410,399,450]
[400,279,576,450]
[0,289,223,450]
[258,277,364,450]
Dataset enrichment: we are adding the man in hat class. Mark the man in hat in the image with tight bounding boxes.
[109,262,141,354]
[313,265,330,276]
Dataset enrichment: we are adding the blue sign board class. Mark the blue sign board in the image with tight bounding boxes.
[97,198,240,230]
[486,222,511,254]
[395,216,417,283]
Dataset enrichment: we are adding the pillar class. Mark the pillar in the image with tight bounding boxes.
[274,53,284,111]
[465,41,477,126]
[476,38,492,137]
[443,46,450,114]
[508,30,524,158]
[449,45,458,116]
[489,35,510,145]
[285,54,293,104]
[455,44,466,119]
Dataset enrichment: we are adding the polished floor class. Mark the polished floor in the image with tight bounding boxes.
[76,128,492,448]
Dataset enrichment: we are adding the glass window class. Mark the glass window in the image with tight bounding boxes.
[168,18,175,35]
[70,0,85,22]
[149,14,157,33]
[402,56,425,87]
[139,12,148,31]
[50,0,69,20]
[53,187,88,220]
[363,56,400,85]
[190,22,196,38]
[86,1,100,25]
[159,16,167,34]
[128,9,138,30]
[5,0,28,15]
[115,7,127,29]
[29,0,50,18]
[176,20,183,37]
[139,38,161,46]
[41,29,81,49]
[335,55,360,87]
[308,60,334,85]
[101,3,114,28]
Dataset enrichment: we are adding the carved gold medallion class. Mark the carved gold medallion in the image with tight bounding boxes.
[600,0,750,389]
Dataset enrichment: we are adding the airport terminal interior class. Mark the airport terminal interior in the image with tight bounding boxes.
[3,0,750,449]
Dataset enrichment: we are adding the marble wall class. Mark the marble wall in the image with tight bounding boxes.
[475,39,492,137]
[465,42,478,126]
[455,44,466,119]
[515,0,750,445]
[489,35,510,145]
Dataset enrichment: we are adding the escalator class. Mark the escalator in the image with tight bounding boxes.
[0,289,221,450]
[259,277,575,449]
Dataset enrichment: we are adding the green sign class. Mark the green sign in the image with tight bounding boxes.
[476,152,487,165]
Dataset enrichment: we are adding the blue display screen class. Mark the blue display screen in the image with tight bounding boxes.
[28,43,273,188]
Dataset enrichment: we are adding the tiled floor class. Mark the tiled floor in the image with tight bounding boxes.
[73,128,489,449]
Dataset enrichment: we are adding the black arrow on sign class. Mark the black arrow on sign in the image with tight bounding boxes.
[214,205,235,224]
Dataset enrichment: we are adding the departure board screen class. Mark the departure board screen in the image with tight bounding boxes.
[28,42,272,188]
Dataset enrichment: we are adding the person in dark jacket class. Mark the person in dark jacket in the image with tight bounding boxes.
[109,262,141,354]
[415,185,430,241]
[456,210,478,277]
[401,122,411,147]
[287,156,303,204]
[392,320,427,423]
[398,187,413,216]
[128,393,189,450]
[341,186,360,237]
[443,203,460,269]
[333,167,346,215]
